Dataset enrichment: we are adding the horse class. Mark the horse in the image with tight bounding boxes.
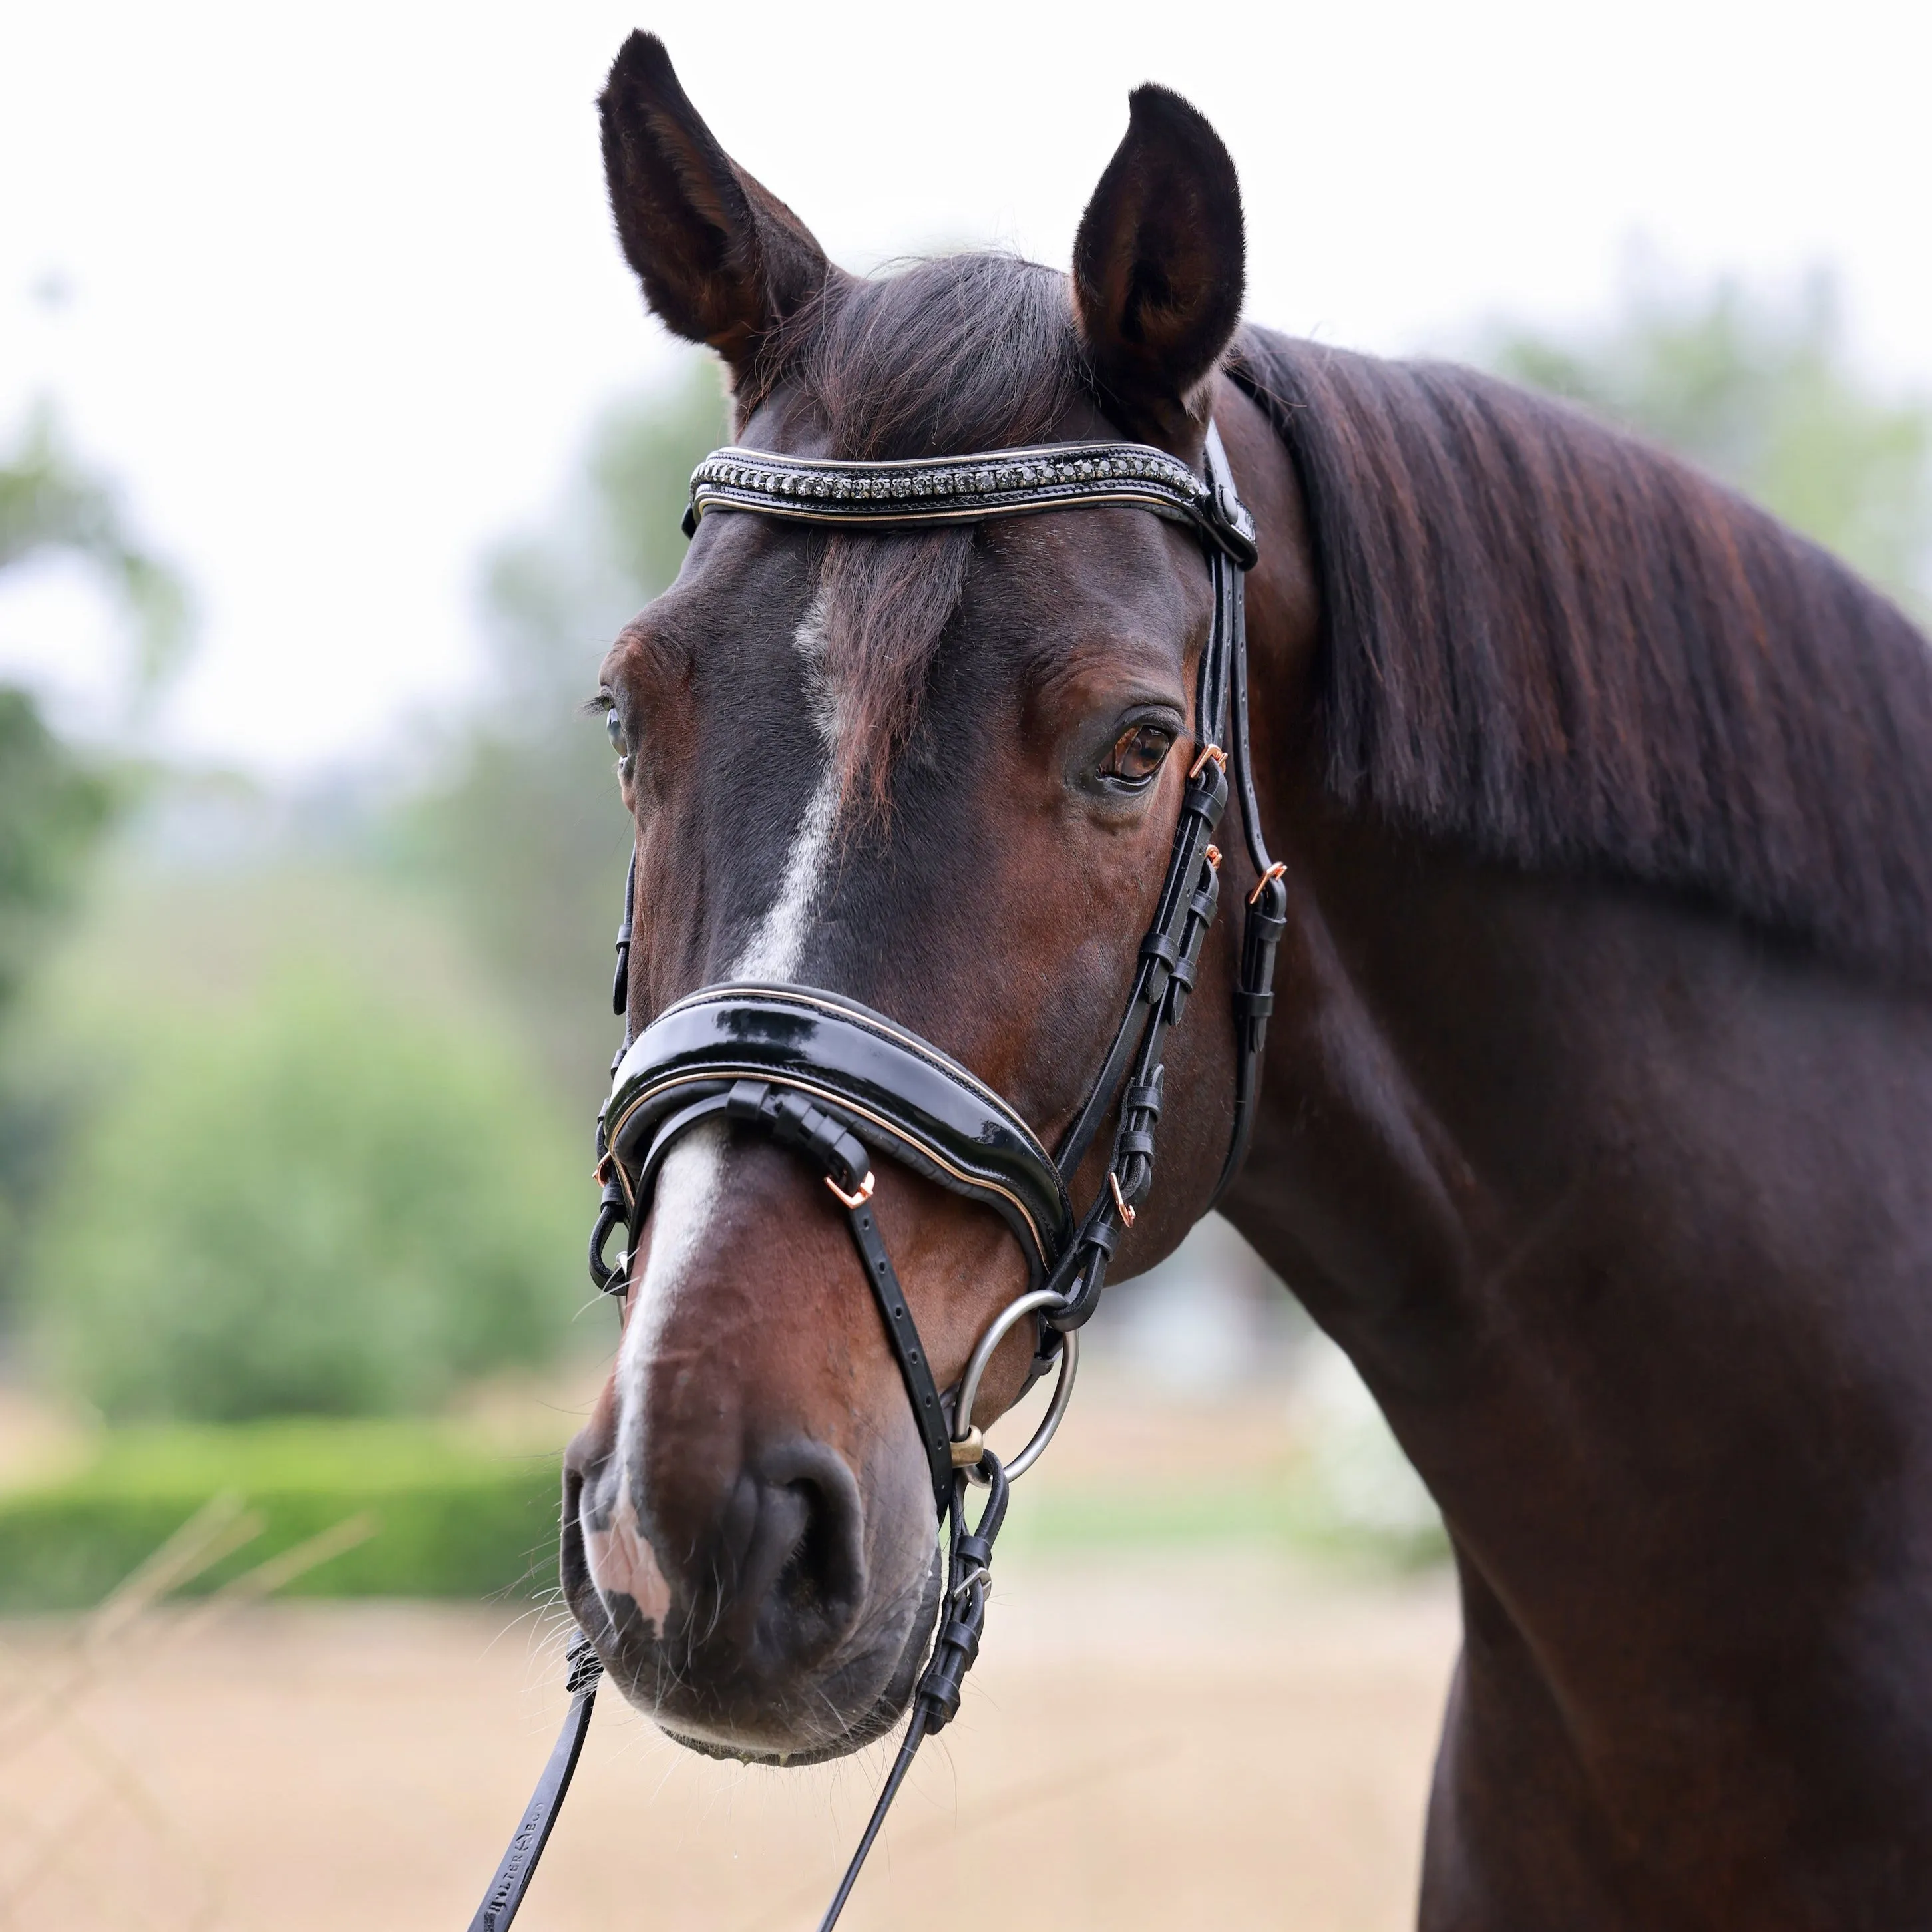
[558,30,1932,1927]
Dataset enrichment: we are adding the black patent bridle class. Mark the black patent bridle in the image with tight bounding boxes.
[467,424,1286,1932]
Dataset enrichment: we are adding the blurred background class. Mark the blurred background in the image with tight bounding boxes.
[2,3,1929,1927]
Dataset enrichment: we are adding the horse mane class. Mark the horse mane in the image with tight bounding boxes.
[765,256,1932,981]
[1231,327,1932,985]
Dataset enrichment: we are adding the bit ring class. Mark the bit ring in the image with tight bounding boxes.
[952,1287,1081,1483]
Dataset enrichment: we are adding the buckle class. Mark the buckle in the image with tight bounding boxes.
[1247,861,1288,906]
[825,1170,876,1210]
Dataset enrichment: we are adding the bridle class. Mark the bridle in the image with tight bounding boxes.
[467,421,1286,1932]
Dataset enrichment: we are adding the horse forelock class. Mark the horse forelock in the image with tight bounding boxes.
[753,254,1089,813]
[1232,327,1932,986]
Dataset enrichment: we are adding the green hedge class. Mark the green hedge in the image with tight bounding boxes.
[0,1420,566,1612]
[0,1417,1448,1617]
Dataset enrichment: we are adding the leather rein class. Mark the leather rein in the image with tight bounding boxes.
[468,423,1284,1932]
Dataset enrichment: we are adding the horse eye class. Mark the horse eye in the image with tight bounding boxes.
[1103,722,1175,786]
[605,709,629,758]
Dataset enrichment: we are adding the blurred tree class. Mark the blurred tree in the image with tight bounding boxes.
[411,357,727,1110]
[0,403,186,1017]
[0,690,114,1308]
[0,691,111,1028]
[29,966,586,1420]
[1485,268,1932,616]
[0,402,190,691]
[0,409,186,1315]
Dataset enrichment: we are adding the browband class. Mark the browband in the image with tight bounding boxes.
[685,437,1260,567]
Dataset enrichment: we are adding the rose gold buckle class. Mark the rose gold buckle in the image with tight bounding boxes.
[1247,861,1287,906]
[1205,844,1222,870]
[1189,743,1228,779]
[1107,1169,1137,1227]
[825,1170,876,1210]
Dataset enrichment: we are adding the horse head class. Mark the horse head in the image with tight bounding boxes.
[560,31,1288,1764]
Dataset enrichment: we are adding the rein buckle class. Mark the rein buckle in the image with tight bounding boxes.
[1248,860,1288,906]
[825,1169,876,1210]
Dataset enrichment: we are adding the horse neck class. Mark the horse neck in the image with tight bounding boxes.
[1231,598,1932,1580]
[1213,371,1932,1913]
[1223,369,1932,1603]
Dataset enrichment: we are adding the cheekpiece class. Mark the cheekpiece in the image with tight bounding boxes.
[685,438,1259,566]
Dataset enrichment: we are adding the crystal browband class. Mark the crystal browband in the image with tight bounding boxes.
[684,438,1258,564]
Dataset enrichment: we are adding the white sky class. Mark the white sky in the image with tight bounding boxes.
[3,0,1928,773]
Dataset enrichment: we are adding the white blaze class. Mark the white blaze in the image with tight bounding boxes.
[733,763,841,982]
[582,592,844,1628]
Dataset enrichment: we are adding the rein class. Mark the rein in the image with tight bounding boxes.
[468,422,1284,1932]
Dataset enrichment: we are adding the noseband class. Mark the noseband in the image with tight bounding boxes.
[469,424,1285,1932]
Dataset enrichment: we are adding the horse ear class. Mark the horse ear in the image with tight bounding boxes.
[1073,85,1245,443]
[598,33,836,380]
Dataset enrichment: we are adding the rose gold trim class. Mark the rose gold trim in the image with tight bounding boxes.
[1189,743,1228,779]
[1205,844,1222,871]
[1108,1169,1137,1228]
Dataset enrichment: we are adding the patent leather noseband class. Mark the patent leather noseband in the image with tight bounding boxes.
[601,982,1076,1508]
[469,423,1285,1932]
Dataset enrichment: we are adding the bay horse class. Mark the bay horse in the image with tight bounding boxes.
[558,30,1932,1928]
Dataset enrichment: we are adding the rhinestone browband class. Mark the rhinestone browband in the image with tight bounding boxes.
[683,438,1257,562]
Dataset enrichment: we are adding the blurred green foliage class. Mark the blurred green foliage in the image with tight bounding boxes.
[411,358,728,1110]
[0,402,190,691]
[0,690,112,1034]
[0,694,111,1311]
[0,1419,561,1608]
[1486,268,1932,615]
[0,403,186,1022]
[27,966,586,1420]
[1,409,185,1314]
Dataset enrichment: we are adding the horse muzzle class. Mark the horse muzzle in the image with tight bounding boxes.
[561,1406,941,1762]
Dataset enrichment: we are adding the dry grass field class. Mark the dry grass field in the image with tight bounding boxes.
[0,1345,1459,1932]
[0,1549,1456,1932]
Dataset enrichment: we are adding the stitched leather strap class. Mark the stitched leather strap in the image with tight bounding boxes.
[723,1077,954,1509]
[465,1638,602,1932]
[1203,424,1285,1209]
[1052,676,1231,1185]
[610,846,636,1020]
[843,1198,952,1510]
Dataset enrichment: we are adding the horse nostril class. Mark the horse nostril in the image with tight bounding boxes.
[745,1440,867,1666]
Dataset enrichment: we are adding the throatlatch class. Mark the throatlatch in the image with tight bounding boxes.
[469,423,1280,1932]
